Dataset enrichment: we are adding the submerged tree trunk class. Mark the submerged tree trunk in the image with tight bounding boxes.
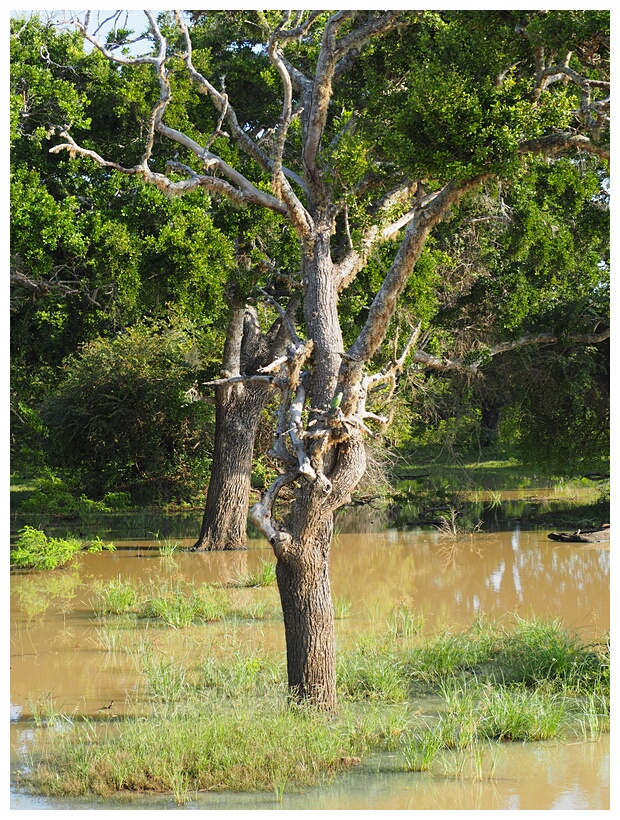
[193,381,271,550]
[193,303,286,551]
[273,441,368,709]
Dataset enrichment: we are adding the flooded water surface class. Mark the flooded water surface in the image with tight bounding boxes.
[10,520,610,810]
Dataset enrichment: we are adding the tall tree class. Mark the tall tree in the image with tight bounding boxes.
[48,9,609,710]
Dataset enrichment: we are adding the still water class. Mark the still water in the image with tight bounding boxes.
[10,522,610,810]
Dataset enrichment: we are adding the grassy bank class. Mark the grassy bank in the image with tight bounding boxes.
[11,459,610,540]
[16,614,609,804]
[393,445,609,488]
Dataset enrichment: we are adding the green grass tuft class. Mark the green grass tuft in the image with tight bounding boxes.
[231,559,277,588]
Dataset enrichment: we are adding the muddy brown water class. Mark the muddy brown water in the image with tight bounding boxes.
[10,521,610,810]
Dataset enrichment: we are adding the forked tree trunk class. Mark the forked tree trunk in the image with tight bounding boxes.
[193,302,286,551]
[265,225,369,707]
[193,381,270,551]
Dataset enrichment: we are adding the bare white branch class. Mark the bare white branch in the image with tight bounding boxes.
[290,380,318,481]
[248,473,296,555]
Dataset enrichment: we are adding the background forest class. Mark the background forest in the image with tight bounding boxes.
[10,10,609,517]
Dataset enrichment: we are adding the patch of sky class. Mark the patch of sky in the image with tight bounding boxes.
[10,9,192,57]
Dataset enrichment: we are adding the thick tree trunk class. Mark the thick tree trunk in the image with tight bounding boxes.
[193,303,285,551]
[192,381,270,551]
[276,512,337,710]
[274,436,367,709]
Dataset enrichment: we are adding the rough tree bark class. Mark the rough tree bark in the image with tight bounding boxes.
[193,380,271,551]
[54,10,609,710]
[193,302,291,551]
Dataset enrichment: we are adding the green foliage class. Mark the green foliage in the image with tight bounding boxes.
[493,340,609,474]
[10,16,236,493]
[102,491,133,510]
[41,322,215,502]
[10,525,114,571]
[10,10,609,500]
[365,10,608,183]
[19,475,96,517]
[10,16,92,151]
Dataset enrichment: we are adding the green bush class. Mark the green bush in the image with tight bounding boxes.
[18,476,85,517]
[102,491,133,510]
[41,323,215,503]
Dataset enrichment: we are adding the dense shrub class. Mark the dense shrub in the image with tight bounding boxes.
[41,323,215,503]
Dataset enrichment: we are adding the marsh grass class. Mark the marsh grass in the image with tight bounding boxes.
[573,691,610,739]
[231,559,277,588]
[25,696,363,800]
[437,681,568,745]
[140,581,230,628]
[337,646,409,703]
[387,601,425,638]
[435,741,500,782]
[333,595,353,619]
[199,651,284,698]
[18,615,609,802]
[152,533,180,557]
[489,616,608,692]
[92,578,139,617]
[28,692,63,728]
[140,653,192,701]
[401,731,443,771]
[93,625,127,655]
[91,577,270,627]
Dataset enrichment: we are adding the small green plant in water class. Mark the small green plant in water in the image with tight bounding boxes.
[152,532,180,557]
[402,731,442,771]
[232,559,277,588]
[92,577,140,617]
[333,595,353,619]
[28,692,62,728]
[139,653,191,701]
[388,601,425,638]
[11,526,115,571]
[487,490,503,509]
